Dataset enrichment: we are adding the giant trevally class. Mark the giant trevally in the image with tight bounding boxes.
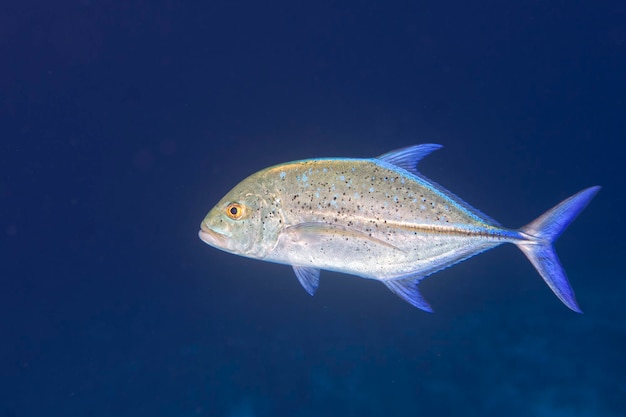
[198,144,600,312]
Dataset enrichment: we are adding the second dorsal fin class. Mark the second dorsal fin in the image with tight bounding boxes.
[377,144,442,175]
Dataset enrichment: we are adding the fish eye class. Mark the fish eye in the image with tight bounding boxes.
[225,203,244,220]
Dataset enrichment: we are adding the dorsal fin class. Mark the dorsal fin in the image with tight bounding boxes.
[377,144,442,175]
[377,144,501,226]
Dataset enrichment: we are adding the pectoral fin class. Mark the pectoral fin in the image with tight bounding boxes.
[383,276,432,312]
[285,222,404,252]
[292,266,321,296]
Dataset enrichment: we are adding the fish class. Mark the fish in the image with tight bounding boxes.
[198,144,600,312]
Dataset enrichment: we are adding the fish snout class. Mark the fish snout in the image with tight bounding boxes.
[198,222,228,248]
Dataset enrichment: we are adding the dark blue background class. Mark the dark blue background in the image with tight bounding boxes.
[2,1,624,416]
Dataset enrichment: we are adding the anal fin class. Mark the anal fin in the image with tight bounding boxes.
[383,276,432,312]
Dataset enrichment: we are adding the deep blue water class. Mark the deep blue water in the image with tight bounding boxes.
[1,1,624,416]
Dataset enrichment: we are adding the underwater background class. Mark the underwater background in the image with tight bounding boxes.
[1,1,625,416]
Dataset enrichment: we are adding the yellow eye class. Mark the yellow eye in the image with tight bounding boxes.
[225,203,244,220]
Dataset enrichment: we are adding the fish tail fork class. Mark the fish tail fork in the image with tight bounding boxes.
[516,186,601,313]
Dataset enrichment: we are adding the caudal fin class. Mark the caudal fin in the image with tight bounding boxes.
[517,186,601,313]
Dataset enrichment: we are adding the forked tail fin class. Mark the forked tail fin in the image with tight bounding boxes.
[517,186,601,313]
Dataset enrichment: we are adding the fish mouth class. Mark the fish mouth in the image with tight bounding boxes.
[198,222,227,247]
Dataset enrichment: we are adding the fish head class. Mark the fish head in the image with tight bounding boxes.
[199,178,282,259]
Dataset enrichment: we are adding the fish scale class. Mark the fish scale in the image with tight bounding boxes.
[199,144,600,313]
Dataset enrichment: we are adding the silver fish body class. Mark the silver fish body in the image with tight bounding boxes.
[199,144,600,312]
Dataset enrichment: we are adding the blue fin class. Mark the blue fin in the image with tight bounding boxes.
[377,144,443,175]
[292,266,320,296]
[378,144,501,226]
[517,186,601,313]
[382,276,433,312]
